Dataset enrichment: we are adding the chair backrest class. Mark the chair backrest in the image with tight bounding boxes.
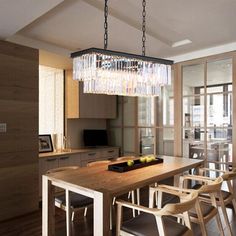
[116,156,136,161]
[198,176,223,194]
[87,160,111,167]
[222,170,236,181]
[158,191,198,216]
[47,166,79,174]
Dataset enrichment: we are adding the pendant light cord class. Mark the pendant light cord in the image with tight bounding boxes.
[104,0,108,50]
[142,0,146,56]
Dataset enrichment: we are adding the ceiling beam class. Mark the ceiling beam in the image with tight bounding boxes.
[7,34,71,56]
[82,0,172,46]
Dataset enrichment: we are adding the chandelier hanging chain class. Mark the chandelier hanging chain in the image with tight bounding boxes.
[104,0,108,50]
[142,0,146,56]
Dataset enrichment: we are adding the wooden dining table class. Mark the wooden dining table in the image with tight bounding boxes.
[42,155,204,236]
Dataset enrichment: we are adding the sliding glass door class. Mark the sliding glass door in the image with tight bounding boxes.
[182,58,233,163]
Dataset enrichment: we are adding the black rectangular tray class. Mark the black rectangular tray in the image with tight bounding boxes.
[108,157,163,173]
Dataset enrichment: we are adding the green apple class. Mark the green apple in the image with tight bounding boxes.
[146,157,153,163]
[140,157,146,163]
[150,155,156,161]
[127,160,134,166]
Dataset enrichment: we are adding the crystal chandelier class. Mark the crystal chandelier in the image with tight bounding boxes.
[71,0,173,96]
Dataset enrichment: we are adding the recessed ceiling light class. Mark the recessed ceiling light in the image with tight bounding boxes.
[172,39,192,48]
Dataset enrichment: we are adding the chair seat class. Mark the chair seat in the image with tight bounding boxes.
[192,184,231,200]
[55,192,93,208]
[121,213,189,236]
[189,201,214,218]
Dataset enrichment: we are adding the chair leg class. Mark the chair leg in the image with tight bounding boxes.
[112,197,116,206]
[71,211,75,222]
[149,187,155,208]
[231,198,236,213]
[128,191,131,199]
[157,191,163,209]
[215,212,225,236]
[110,205,113,230]
[154,182,158,207]
[84,207,88,217]
[220,203,232,236]
[131,191,135,217]
[198,220,208,236]
[136,188,140,215]
[194,199,207,236]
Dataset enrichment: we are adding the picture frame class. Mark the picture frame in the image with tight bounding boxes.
[39,134,53,153]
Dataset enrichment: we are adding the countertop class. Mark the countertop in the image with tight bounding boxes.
[39,146,119,159]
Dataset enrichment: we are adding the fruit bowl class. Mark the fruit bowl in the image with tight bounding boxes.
[108,157,163,173]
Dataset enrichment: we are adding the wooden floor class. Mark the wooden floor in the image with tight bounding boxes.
[0,186,236,236]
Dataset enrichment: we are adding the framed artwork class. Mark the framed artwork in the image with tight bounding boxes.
[39,134,53,153]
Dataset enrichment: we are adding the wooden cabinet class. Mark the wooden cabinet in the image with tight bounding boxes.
[101,148,119,160]
[65,70,117,119]
[58,155,72,167]
[80,151,100,167]
[70,153,82,166]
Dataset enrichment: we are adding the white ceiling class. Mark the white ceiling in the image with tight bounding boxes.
[1,0,236,65]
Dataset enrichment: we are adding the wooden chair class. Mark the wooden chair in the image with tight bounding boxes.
[87,160,111,167]
[116,190,198,236]
[196,162,236,236]
[47,166,93,221]
[151,176,225,236]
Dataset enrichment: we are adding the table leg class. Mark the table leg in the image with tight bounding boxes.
[65,190,71,236]
[94,191,111,236]
[42,176,55,236]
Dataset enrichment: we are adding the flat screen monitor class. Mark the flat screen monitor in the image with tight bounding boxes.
[83,129,108,147]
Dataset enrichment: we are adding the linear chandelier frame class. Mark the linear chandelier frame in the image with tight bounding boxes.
[71,48,173,65]
[71,0,173,97]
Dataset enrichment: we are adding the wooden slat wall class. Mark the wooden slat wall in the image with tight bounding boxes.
[0,40,38,221]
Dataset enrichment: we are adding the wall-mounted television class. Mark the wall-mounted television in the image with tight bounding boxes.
[83,129,108,147]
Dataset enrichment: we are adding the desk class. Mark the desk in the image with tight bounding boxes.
[42,155,204,236]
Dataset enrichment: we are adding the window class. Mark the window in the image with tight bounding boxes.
[108,68,174,156]
[39,65,64,150]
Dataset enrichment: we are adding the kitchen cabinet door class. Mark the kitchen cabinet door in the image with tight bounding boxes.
[65,70,117,119]
[58,155,72,167]
[39,157,59,197]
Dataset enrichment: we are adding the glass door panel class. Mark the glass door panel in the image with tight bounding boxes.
[207,93,232,127]
[182,64,204,96]
[138,97,155,126]
[183,96,205,128]
[123,97,135,126]
[207,59,232,87]
[156,128,174,156]
[139,128,155,155]
[161,85,174,127]
[123,128,135,155]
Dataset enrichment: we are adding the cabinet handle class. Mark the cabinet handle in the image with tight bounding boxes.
[108,150,115,153]
[60,156,69,160]
[46,158,57,162]
[88,153,96,156]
